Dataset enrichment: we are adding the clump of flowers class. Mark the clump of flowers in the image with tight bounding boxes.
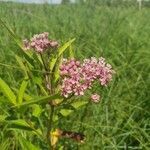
[60,57,115,98]
[91,94,100,103]
[23,32,58,53]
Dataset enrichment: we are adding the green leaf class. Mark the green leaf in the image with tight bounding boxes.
[0,78,16,105]
[32,104,42,117]
[19,136,40,150]
[32,53,43,66]
[49,54,57,71]
[13,88,33,101]
[15,55,29,78]
[58,38,75,56]
[69,43,74,58]
[71,101,88,109]
[0,115,7,122]
[50,38,75,71]
[59,109,73,117]
[18,79,28,104]
[53,115,59,122]
[33,77,48,96]
[23,93,33,101]
[7,119,33,131]
[15,93,62,107]
[53,56,62,85]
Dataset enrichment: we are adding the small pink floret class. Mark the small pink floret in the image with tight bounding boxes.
[91,94,100,103]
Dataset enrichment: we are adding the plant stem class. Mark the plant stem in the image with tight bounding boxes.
[47,105,54,149]
[39,53,55,149]
[40,53,48,71]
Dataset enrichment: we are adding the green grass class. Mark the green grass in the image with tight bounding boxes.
[0,2,150,149]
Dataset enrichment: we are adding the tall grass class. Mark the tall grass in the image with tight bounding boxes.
[0,2,150,149]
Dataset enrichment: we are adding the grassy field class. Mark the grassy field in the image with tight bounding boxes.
[0,2,150,149]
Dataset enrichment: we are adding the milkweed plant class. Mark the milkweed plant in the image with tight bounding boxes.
[0,31,115,149]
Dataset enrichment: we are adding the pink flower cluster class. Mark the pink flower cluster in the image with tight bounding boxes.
[23,32,58,53]
[91,94,100,103]
[60,57,114,98]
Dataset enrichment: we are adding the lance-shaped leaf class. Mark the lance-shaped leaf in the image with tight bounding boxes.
[33,77,48,96]
[69,43,74,58]
[59,109,73,117]
[71,101,88,109]
[19,136,40,150]
[32,104,42,117]
[0,78,16,105]
[7,119,34,131]
[18,79,28,104]
[15,93,62,107]
[15,55,29,78]
[6,119,43,137]
[58,38,75,56]
[13,88,33,101]
[50,38,75,71]
[52,56,62,86]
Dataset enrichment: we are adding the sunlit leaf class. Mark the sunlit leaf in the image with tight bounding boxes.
[7,119,33,131]
[69,43,74,58]
[19,136,40,150]
[50,38,75,71]
[13,88,33,101]
[0,78,16,105]
[71,101,88,109]
[18,79,28,104]
[15,55,29,78]
[59,109,73,117]
[32,104,42,117]
[58,38,75,56]
[33,77,48,96]
[15,93,62,107]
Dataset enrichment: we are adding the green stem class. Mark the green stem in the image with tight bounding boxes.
[47,105,54,149]
[39,53,54,149]
[40,53,48,71]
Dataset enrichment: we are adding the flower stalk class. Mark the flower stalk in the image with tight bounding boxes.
[47,105,55,149]
[22,32,115,148]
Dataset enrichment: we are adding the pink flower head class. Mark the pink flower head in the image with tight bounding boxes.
[60,57,115,98]
[91,94,100,103]
[23,32,58,53]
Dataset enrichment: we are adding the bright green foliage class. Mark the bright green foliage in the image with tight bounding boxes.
[49,38,75,71]
[18,79,28,104]
[59,109,74,117]
[71,101,88,109]
[0,78,16,105]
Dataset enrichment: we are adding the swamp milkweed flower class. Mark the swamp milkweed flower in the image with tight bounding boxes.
[23,32,58,53]
[91,94,100,103]
[60,57,115,98]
